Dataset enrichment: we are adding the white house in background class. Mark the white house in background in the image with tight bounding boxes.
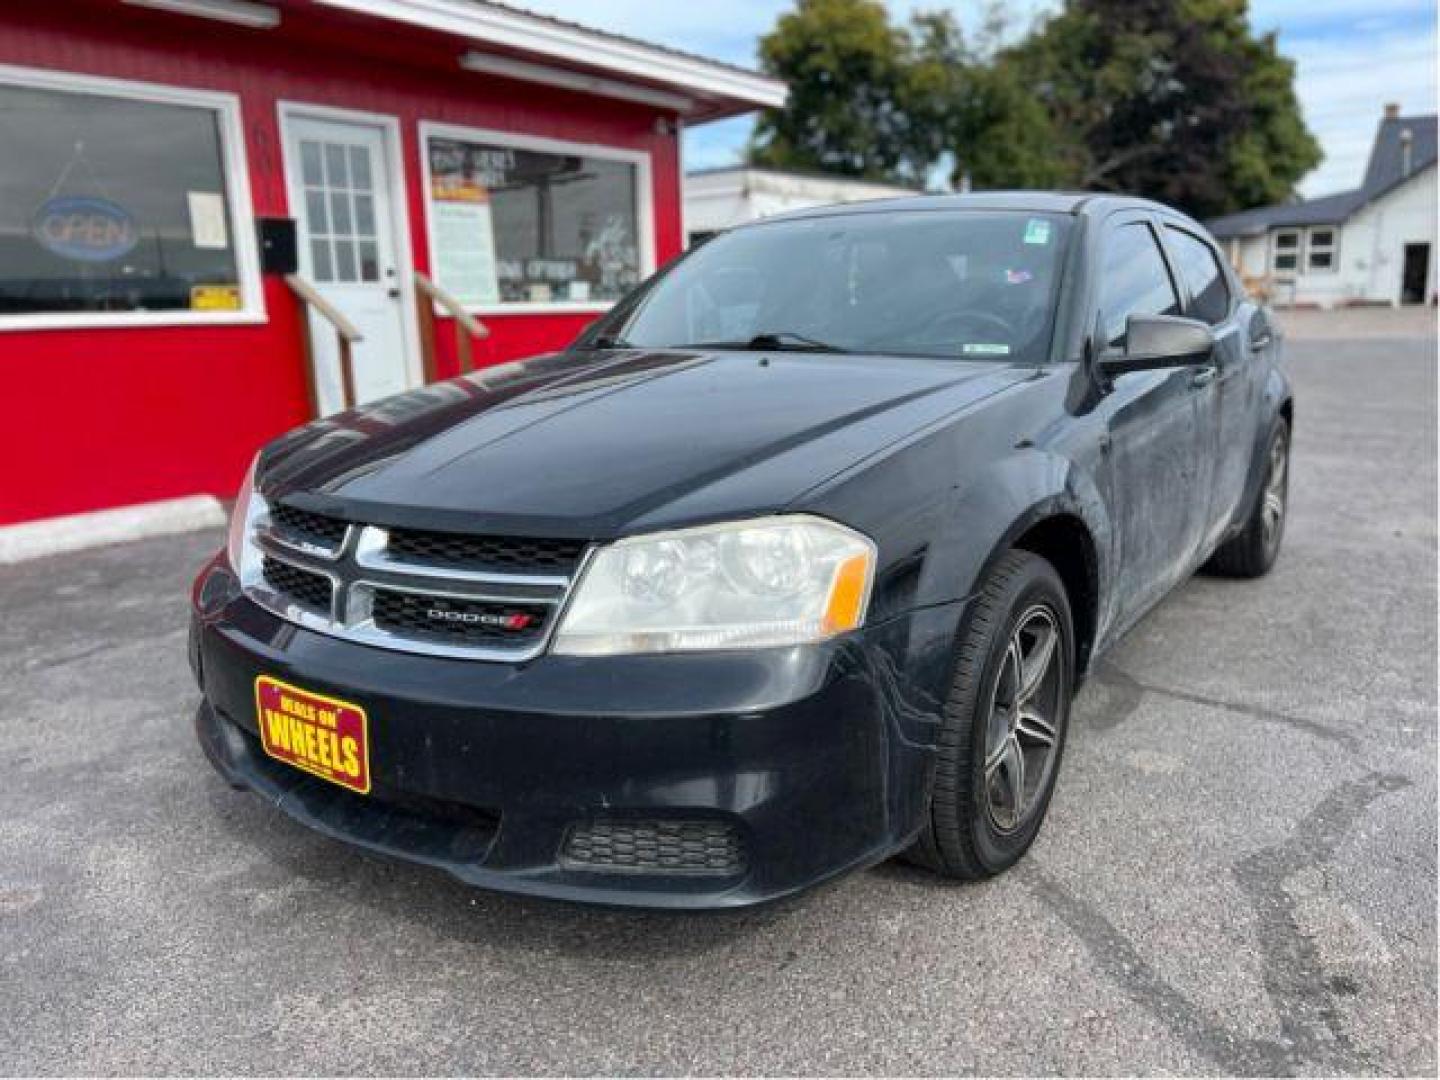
[1207,106,1437,307]
[685,166,917,244]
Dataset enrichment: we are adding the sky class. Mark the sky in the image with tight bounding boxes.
[512,0,1437,199]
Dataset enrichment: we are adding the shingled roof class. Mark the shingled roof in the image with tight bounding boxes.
[1207,111,1437,239]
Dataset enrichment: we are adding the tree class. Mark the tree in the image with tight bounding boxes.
[748,0,1321,216]
[983,0,1321,215]
[747,0,933,185]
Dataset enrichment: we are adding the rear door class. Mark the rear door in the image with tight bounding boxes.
[1161,222,1252,547]
[1092,215,1211,624]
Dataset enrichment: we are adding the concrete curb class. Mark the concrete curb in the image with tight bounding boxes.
[0,495,227,565]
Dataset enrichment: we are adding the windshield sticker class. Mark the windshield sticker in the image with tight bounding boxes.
[963,343,1011,356]
[1023,218,1052,245]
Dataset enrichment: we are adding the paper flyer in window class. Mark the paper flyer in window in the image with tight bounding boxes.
[429,174,499,306]
[187,192,230,250]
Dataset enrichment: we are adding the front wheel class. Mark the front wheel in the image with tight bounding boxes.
[1205,416,1290,578]
[906,550,1073,880]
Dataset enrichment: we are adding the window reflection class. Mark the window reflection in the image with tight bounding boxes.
[0,81,243,315]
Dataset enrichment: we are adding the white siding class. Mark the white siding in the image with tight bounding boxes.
[685,168,914,241]
[1270,166,1437,306]
[1342,165,1437,304]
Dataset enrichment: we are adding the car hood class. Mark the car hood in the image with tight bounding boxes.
[261,349,1030,537]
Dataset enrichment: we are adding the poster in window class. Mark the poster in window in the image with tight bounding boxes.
[428,144,500,305]
[426,134,640,306]
[187,192,230,250]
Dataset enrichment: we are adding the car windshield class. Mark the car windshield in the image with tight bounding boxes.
[603,209,1073,362]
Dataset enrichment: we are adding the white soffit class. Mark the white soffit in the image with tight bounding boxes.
[313,0,786,117]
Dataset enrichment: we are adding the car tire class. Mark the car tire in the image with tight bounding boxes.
[906,549,1074,881]
[1205,416,1290,579]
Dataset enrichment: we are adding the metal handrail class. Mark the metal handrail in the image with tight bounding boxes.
[414,271,489,379]
[285,273,363,414]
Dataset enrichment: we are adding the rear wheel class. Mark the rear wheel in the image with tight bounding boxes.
[907,550,1073,880]
[1206,416,1289,578]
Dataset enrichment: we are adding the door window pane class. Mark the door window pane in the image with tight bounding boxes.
[324,144,348,188]
[300,137,382,285]
[300,140,323,186]
[354,194,375,238]
[358,240,379,282]
[1098,223,1180,346]
[0,79,245,315]
[426,134,642,306]
[329,191,352,235]
[348,146,372,191]
[305,190,329,234]
[333,238,357,282]
[1164,225,1230,324]
[310,238,333,282]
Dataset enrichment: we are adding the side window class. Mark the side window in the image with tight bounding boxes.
[1097,223,1180,347]
[1165,225,1231,324]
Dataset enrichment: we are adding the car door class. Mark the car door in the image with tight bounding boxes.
[1160,222,1252,551]
[1092,215,1212,625]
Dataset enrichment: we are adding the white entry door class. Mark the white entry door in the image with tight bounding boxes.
[284,113,412,414]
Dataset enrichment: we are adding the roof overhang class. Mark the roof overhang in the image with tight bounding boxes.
[311,0,787,122]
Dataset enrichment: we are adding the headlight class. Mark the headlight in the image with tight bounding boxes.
[552,515,876,656]
[226,453,267,583]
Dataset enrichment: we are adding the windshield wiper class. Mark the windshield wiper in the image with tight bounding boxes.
[688,332,849,353]
[586,333,633,350]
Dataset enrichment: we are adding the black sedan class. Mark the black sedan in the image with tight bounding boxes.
[190,192,1292,908]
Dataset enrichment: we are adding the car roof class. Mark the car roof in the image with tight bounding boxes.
[744,190,1190,226]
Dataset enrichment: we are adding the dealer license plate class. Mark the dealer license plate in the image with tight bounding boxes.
[254,675,371,795]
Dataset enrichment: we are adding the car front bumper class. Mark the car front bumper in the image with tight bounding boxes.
[190,556,960,909]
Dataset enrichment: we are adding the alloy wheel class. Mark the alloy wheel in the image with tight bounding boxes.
[1262,427,1289,552]
[983,605,1064,834]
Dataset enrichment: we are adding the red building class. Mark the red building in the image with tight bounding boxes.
[0,0,783,526]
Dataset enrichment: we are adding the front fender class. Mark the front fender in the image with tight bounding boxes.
[925,450,1112,610]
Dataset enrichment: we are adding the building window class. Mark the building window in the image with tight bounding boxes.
[421,123,652,311]
[1272,229,1300,275]
[1306,228,1336,272]
[0,65,261,329]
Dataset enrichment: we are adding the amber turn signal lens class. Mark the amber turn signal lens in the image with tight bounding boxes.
[822,552,873,636]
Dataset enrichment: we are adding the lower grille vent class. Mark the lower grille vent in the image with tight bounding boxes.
[562,820,746,875]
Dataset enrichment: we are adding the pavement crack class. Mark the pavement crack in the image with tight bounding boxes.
[1231,771,1412,1074]
[1091,661,1360,751]
[1026,771,1411,1075]
[1024,864,1274,1074]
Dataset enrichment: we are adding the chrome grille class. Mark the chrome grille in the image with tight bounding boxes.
[261,556,332,614]
[242,501,586,661]
[270,503,347,555]
[371,591,550,647]
[387,527,585,576]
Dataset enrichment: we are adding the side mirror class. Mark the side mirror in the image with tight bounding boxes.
[1098,314,1214,378]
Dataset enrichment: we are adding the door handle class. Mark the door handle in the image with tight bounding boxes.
[387,287,401,299]
[1190,365,1218,389]
[1249,332,1272,351]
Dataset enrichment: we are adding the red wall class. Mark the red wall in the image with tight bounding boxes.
[0,1,683,525]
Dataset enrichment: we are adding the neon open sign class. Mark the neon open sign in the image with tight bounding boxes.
[31,196,138,262]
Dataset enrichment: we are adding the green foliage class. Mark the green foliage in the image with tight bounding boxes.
[749,0,928,184]
[747,0,1322,216]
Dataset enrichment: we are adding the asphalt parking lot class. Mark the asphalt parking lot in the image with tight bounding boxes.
[2,314,1435,1075]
